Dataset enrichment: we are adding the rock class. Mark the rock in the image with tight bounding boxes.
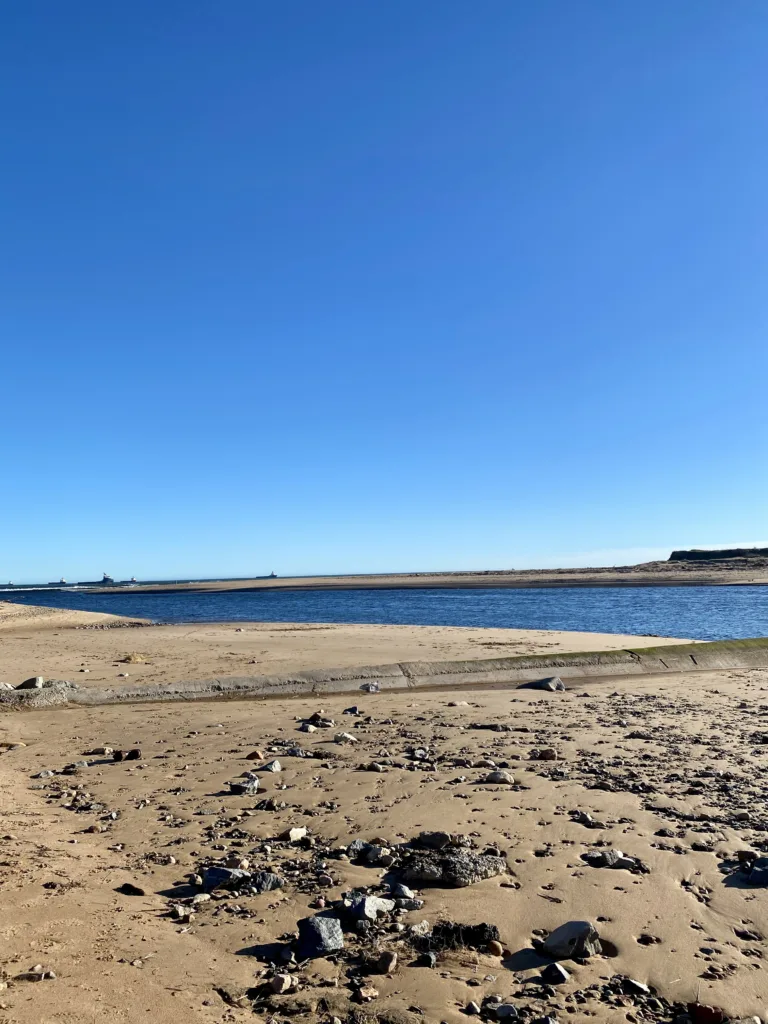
[349,895,395,921]
[270,974,295,994]
[622,977,650,995]
[520,676,565,692]
[540,962,570,984]
[16,677,44,690]
[542,920,601,960]
[466,1002,481,1015]
[117,882,146,896]
[531,747,558,761]
[343,706,360,715]
[228,778,260,796]
[261,759,282,772]
[125,749,142,761]
[296,914,344,958]
[334,732,358,744]
[487,939,504,956]
[366,762,385,772]
[418,951,438,967]
[251,871,284,894]
[300,722,317,732]
[377,950,398,973]
[390,883,415,899]
[356,985,379,1001]
[416,831,452,850]
[396,898,424,911]
[202,866,252,892]
[571,810,605,829]
[245,750,265,760]
[400,849,507,888]
[581,849,645,873]
[409,920,432,937]
[743,856,768,886]
[495,1005,519,1019]
[481,771,516,785]
[281,826,308,843]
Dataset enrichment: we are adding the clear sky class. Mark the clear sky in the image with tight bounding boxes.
[2,2,767,582]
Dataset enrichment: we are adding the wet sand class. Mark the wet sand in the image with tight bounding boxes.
[0,600,688,690]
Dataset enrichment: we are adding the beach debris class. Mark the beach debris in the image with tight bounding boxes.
[296,914,344,958]
[117,882,147,897]
[416,920,500,952]
[520,676,565,692]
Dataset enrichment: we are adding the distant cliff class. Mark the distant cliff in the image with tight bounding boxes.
[669,547,768,562]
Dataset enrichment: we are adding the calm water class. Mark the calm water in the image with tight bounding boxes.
[2,585,767,641]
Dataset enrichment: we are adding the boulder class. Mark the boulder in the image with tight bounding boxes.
[400,850,507,888]
[296,914,344,958]
[542,920,602,960]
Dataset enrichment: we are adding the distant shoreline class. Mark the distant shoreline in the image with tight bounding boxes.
[12,558,762,595]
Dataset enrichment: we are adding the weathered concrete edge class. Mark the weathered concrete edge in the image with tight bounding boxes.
[59,637,768,707]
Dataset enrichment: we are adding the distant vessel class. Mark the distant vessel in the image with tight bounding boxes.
[76,572,115,586]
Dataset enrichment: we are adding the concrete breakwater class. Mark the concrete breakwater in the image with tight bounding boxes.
[3,637,767,709]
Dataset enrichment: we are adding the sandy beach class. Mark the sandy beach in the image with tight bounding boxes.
[2,658,768,1024]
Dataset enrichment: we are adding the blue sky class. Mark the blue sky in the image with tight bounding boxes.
[2,1,767,582]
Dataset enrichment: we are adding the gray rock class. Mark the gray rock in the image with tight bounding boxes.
[540,962,570,984]
[228,778,260,796]
[396,898,424,911]
[520,676,565,692]
[390,883,416,899]
[296,914,344,958]
[482,771,516,785]
[495,1007,519,1020]
[542,920,602,960]
[250,871,284,893]
[349,895,396,921]
[416,830,452,850]
[260,759,282,773]
[401,849,507,888]
[203,866,252,892]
